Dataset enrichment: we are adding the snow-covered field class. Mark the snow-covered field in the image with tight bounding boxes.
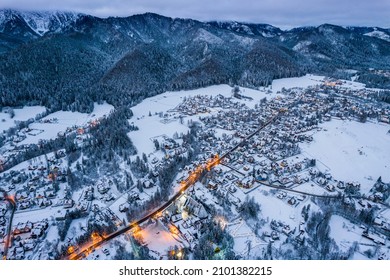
[0,106,46,132]
[293,182,335,196]
[12,207,61,224]
[271,74,325,93]
[229,219,267,258]
[19,102,113,145]
[254,189,315,222]
[141,222,182,255]
[379,208,390,221]
[339,80,366,90]
[329,215,373,252]
[301,119,390,193]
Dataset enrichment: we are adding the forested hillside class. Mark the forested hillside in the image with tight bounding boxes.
[1,10,390,112]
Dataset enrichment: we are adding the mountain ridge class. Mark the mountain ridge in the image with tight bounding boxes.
[1,9,390,112]
[0,9,81,36]
[2,9,389,38]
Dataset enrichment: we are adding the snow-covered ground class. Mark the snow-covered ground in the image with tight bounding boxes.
[254,189,315,222]
[0,106,46,132]
[301,119,390,193]
[270,74,367,92]
[364,30,390,42]
[379,208,390,221]
[338,80,366,90]
[12,207,61,224]
[293,182,335,196]
[141,221,182,255]
[329,215,373,252]
[270,74,325,93]
[19,102,113,145]
[228,219,267,258]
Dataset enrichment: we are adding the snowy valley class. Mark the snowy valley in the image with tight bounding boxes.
[1,75,390,260]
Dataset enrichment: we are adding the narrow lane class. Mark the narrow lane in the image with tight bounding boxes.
[255,180,342,199]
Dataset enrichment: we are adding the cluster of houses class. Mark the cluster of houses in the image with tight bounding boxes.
[158,194,209,248]
[0,201,9,253]
[152,81,390,257]
[1,76,390,259]
[175,94,238,116]
[172,84,389,199]
[266,219,307,245]
[373,216,390,234]
[0,110,105,175]
[0,153,68,212]
[8,219,49,260]
[362,228,386,246]
[96,179,116,203]
[303,80,390,124]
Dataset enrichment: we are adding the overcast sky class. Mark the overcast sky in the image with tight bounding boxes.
[1,0,389,29]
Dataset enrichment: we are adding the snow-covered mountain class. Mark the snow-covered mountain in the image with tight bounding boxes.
[0,9,81,36]
[0,9,389,112]
[207,21,283,37]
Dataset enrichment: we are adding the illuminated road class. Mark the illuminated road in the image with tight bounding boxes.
[65,166,204,260]
[219,110,282,161]
[0,190,16,260]
[65,109,285,260]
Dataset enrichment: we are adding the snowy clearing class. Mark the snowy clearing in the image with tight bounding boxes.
[301,119,390,193]
[141,222,182,255]
[0,106,46,132]
[329,215,373,251]
[270,74,325,93]
[19,102,114,145]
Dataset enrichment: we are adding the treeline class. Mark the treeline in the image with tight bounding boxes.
[357,73,390,90]
[377,90,390,103]
[0,35,110,112]
[125,125,201,222]
[84,106,137,161]
[193,218,237,260]
[0,19,311,112]
[2,106,136,173]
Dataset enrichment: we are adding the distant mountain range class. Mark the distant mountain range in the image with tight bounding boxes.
[1,9,390,111]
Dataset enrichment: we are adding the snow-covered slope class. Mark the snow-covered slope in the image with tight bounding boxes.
[364,29,390,42]
[207,21,283,37]
[0,9,81,35]
[19,10,81,35]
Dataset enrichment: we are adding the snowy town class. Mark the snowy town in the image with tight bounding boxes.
[1,75,390,260]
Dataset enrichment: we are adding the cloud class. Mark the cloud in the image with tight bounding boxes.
[0,0,389,28]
